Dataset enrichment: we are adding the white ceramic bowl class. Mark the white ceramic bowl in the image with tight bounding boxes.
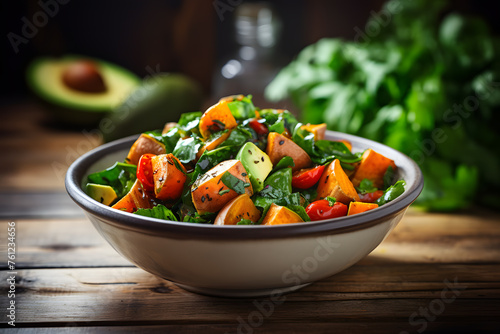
[66,131,423,297]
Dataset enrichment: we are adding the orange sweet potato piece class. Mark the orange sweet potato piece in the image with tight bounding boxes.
[266,132,312,172]
[191,160,253,214]
[199,100,238,139]
[214,194,261,225]
[301,123,327,140]
[350,149,397,189]
[112,179,155,213]
[316,159,360,204]
[196,130,231,159]
[347,202,379,216]
[262,203,304,225]
[151,154,187,201]
[126,134,166,165]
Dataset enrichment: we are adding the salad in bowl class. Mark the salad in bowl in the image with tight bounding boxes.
[84,95,405,226]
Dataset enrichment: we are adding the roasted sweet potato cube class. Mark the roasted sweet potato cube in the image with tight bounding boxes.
[112,179,155,213]
[151,154,187,201]
[199,100,237,139]
[316,159,360,204]
[347,202,379,216]
[301,123,327,140]
[126,134,166,165]
[266,132,312,172]
[350,149,397,189]
[191,160,253,214]
[262,203,304,225]
[214,194,261,225]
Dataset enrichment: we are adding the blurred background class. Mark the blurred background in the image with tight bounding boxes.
[1,0,500,212]
[4,0,499,100]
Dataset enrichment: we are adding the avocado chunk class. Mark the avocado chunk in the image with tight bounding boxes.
[26,55,140,126]
[236,142,273,192]
[86,183,118,206]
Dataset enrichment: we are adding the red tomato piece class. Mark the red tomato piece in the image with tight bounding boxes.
[248,119,269,136]
[358,190,384,203]
[292,165,325,189]
[136,153,155,193]
[305,200,348,221]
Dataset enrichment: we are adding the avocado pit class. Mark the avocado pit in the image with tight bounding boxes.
[62,60,107,93]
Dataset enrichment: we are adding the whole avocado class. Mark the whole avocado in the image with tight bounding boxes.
[102,73,203,142]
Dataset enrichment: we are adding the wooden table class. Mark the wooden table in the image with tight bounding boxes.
[1,101,499,333]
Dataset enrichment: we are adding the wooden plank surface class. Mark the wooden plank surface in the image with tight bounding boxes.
[0,101,102,193]
[1,265,498,327]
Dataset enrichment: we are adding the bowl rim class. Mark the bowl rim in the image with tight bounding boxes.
[66,131,423,240]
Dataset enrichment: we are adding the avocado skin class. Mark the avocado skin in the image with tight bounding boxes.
[102,74,203,142]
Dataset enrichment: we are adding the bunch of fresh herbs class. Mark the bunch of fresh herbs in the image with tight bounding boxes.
[266,0,500,210]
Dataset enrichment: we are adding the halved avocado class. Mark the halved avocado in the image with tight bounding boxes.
[26,55,140,126]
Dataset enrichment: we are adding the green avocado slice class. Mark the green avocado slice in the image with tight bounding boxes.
[86,183,118,206]
[236,142,273,192]
[26,55,140,125]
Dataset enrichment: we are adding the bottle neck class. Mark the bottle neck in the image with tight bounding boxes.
[234,4,280,58]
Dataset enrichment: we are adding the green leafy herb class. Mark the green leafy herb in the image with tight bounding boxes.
[227,96,256,120]
[87,162,136,198]
[221,172,248,195]
[134,204,178,221]
[259,109,298,134]
[254,193,303,211]
[376,180,406,205]
[182,211,214,224]
[236,218,257,225]
[271,156,295,173]
[383,166,395,190]
[292,126,361,165]
[258,168,293,199]
[193,146,237,180]
[173,137,202,164]
[357,179,378,194]
[268,119,286,134]
[300,188,317,203]
[178,111,202,127]
[143,128,181,154]
[224,126,253,147]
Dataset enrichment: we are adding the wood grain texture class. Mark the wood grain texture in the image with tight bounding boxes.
[0,102,102,192]
[0,265,498,326]
[0,218,131,269]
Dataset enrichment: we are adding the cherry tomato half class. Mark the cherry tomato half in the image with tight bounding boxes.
[292,165,325,189]
[248,119,269,136]
[305,200,348,221]
[137,153,155,192]
[359,190,384,203]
